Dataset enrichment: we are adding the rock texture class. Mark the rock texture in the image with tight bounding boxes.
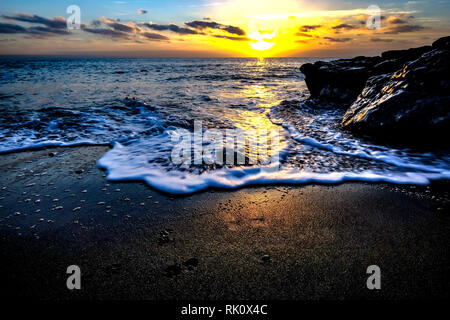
[341,48,450,139]
[300,36,450,143]
[300,45,432,105]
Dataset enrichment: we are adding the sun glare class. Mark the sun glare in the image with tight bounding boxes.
[248,31,276,51]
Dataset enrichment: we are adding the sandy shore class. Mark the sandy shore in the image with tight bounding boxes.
[0,146,449,300]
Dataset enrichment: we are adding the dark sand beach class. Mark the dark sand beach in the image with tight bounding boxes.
[0,146,449,300]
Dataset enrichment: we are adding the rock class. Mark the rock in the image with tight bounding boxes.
[432,36,450,49]
[342,48,450,143]
[300,56,382,104]
[300,43,434,105]
[381,45,432,61]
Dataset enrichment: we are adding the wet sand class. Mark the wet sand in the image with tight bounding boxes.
[0,146,449,300]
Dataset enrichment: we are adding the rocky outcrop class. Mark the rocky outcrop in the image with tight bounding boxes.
[300,45,433,105]
[342,41,450,141]
[299,56,381,104]
[300,36,450,143]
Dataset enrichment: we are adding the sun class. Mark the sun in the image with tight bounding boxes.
[248,30,276,51]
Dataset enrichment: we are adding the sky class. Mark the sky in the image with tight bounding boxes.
[0,0,449,57]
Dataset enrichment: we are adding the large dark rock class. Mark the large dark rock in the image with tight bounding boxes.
[300,36,450,144]
[300,44,434,105]
[341,48,450,142]
[380,45,432,60]
[432,36,450,49]
[299,56,381,104]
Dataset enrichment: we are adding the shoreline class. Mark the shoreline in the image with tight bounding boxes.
[1,145,449,299]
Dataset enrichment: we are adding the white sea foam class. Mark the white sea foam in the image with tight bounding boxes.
[98,142,449,194]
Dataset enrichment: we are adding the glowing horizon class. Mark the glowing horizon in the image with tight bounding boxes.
[0,0,449,57]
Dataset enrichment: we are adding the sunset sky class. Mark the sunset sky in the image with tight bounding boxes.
[0,0,449,57]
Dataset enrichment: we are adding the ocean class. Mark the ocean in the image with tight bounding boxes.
[0,57,449,194]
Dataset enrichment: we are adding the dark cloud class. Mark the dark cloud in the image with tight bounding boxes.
[0,22,69,37]
[0,22,27,34]
[97,18,135,33]
[221,25,245,36]
[388,17,408,24]
[137,9,147,15]
[213,35,249,41]
[371,37,394,42]
[27,26,70,36]
[1,13,66,29]
[298,25,321,32]
[384,24,425,34]
[323,37,352,43]
[140,23,199,35]
[185,20,245,36]
[332,23,356,30]
[141,32,169,41]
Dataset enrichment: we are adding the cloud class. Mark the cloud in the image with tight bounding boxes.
[1,13,66,29]
[323,37,352,43]
[298,25,322,32]
[387,17,408,24]
[27,26,70,36]
[382,14,424,34]
[0,22,69,37]
[137,9,147,15]
[141,32,169,41]
[185,20,245,36]
[0,22,27,34]
[97,18,135,33]
[332,23,356,30]
[384,24,425,34]
[213,35,249,41]
[140,23,199,35]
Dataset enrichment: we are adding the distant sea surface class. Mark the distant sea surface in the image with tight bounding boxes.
[0,58,449,194]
